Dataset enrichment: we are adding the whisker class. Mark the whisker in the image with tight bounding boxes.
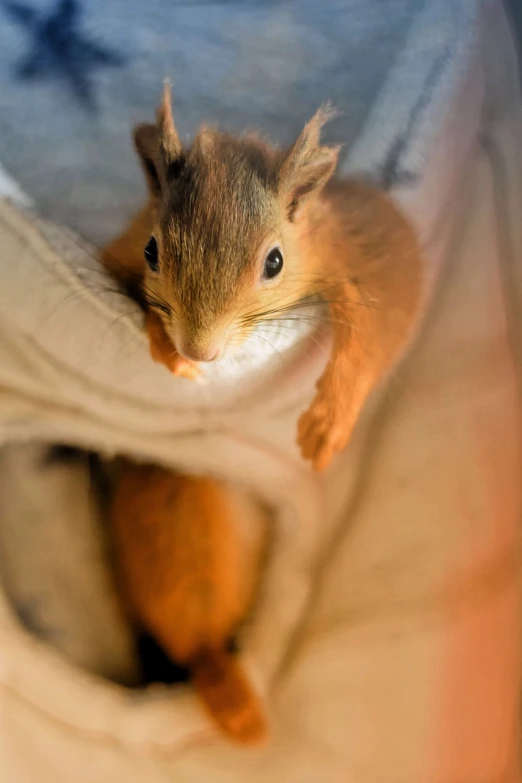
[254,328,312,361]
[261,314,349,328]
[98,310,143,352]
[247,334,286,368]
[143,295,172,316]
[237,290,380,329]
[251,325,330,364]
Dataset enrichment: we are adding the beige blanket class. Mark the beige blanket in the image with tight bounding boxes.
[0,5,521,781]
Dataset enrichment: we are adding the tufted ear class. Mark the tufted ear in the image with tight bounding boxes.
[133,122,161,196]
[278,106,340,220]
[133,82,183,199]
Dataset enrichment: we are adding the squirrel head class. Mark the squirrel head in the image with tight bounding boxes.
[134,84,340,363]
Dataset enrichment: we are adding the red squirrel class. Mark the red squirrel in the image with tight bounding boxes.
[103,85,422,745]
[110,464,268,744]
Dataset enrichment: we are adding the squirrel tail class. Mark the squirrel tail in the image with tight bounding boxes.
[191,648,268,746]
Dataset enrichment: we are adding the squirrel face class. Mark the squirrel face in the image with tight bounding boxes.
[134,86,339,363]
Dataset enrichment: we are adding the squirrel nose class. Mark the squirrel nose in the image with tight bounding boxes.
[177,341,221,363]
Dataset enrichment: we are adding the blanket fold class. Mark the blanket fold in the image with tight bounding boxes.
[1,1,522,781]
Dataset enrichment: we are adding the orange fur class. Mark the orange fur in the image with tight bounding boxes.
[102,203,153,287]
[102,208,197,379]
[105,94,421,470]
[108,184,421,470]
[111,463,268,745]
[295,180,421,469]
[103,196,268,745]
[100,96,422,748]
[145,310,200,379]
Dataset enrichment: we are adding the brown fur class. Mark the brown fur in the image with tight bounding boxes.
[101,88,422,745]
[103,203,153,288]
[296,178,421,468]
[111,463,268,745]
[104,86,422,468]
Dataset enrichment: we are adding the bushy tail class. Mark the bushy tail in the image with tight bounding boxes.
[191,648,268,745]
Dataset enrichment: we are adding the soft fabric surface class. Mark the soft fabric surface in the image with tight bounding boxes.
[0,443,138,683]
[0,1,521,781]
[0,0,486,244]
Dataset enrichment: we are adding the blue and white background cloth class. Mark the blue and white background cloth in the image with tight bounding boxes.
[0,0,515,245]
[0,2,522,780]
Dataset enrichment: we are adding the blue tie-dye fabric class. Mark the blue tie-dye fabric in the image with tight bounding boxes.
[0,0,494,247]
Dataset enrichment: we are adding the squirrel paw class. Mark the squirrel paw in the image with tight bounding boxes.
[297,366,360,470]
[298,368,374,470]
[297,401,348,472]
[145,311,200,380]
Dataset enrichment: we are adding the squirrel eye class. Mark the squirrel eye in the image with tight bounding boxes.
[144,236,159,271]
[263,247,283,280]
